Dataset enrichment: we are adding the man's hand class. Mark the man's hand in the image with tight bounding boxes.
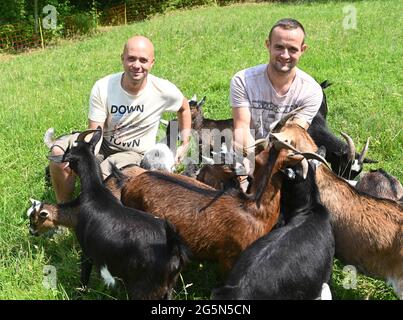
[175,141,190,164]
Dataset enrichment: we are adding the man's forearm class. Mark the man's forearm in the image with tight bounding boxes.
[177,101,192,145]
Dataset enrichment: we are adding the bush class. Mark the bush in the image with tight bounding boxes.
[63,12,96,36]
[0,0,25,24]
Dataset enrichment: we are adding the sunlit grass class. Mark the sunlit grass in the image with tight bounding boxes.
[0,0,401,300]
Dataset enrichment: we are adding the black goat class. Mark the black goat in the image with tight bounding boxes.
[308,80,376,179]
[318,80,331,118]
[308,112,375,179]
[48,128,190,299]
[212,160,335,300]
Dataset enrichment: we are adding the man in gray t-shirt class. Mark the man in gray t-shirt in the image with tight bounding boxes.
[231,18,322,185]
[231,18,322,153]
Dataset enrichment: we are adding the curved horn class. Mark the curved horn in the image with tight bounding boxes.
[301,158,309,179]
[272,139,301,154]
[298,152,331,170]
[246,138,269,150]
[43,128,55,148]
[358,138,370,164]
[76,128,100,143]
[340,132,356,162]
[198,96,206,108]
[201,155,215,165]
[270,106,306,133]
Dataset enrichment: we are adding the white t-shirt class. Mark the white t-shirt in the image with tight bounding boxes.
[231,64,323,139]
[88,72,183,154]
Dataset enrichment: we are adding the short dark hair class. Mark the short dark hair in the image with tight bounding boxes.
[268,18,306,44]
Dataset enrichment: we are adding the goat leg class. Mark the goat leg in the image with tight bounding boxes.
[79,254,92,289]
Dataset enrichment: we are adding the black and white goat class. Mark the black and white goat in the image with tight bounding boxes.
[307,113,375,179]
[212,157,335,300]
[48,127,190,299]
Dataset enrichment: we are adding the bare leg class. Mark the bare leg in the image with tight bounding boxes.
[49,146,76,203]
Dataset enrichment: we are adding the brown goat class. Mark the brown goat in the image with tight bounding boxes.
[273,123,403,299]
[104,165,145,200]
[167,96,233,161]
[196,164,240,190]
[119,145,305,271]
[27,199,78,235]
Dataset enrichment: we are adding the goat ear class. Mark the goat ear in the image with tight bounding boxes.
[30,198,40,206]
[89,128,102,153]
[197,96,206,108]
[39,210,49,219]
[363,157,378,164]
[188,95,198,107]
[317,145,327,158]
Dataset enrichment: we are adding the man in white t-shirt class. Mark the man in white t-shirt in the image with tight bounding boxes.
[231,18,323,180]
[49,36,191,202]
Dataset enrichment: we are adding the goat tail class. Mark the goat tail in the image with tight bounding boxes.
[320,80,332,89]
[164,220,191,272]
[44,128,55,148]
[108,163,129,188]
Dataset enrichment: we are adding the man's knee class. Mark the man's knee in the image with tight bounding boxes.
[49,146,73,176]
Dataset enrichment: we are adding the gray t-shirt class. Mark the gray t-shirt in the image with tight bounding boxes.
[231,64,323,139]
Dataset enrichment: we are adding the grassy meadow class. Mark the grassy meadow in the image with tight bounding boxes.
[0,0,401,300]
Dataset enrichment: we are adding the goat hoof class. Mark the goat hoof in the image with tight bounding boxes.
[76,285,88,293]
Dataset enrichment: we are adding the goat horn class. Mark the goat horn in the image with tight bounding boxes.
[246,139,269,150]
[340,132,356,162]
[270,106,306,133]
[272,139,301,154]
[43,128,55,148]
[27,199,42,217]
[301,158,309,179]
[296,152,331,170]
[47,154,65,163]
[30,198,41,205]
[198,96,206,108]
[201,155,215,165]
[159,119,169,126]
[358,137,370,165]
[76,128,100,143]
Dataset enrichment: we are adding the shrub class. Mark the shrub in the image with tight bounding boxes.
[63,12,96,37]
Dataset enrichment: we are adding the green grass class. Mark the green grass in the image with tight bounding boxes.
[0,0,401,300]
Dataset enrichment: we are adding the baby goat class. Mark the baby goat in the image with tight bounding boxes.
[27,198,78,235]
[48,128,190,299]
[212,160,334,300]
[356,169,403,203]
